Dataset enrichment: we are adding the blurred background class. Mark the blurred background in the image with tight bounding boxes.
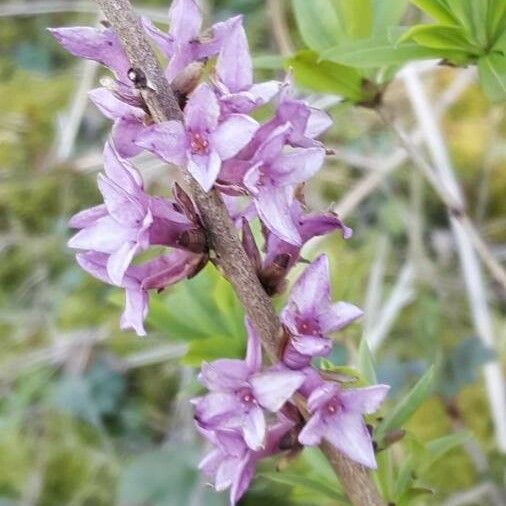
[0,0,505,505]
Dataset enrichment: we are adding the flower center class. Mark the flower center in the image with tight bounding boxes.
[325,399,342,416]
[237,387,257,407]
[295,314,320,336]
[189,132,209,155]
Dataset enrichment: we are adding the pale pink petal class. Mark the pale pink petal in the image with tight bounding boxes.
[323,413,377,468]
[250,370,304,412]
[230,456,255,505]
[75,252,111,284]
[341,385,390,415]
[242,406,266,450]
[107,241,140,285]
[187,149,221,192]
[103,142,144,192]
[290,335,332,357]
[135,121,187,166]
[168,0,202,43]
[199,359,250,391]
[194,392,241,426]
[141,16,174,59]
[120,286,148,336]
[307,383,340,413]
[111,117,144,159]
[211,115,258,160]
[185,83,220,132]
[298,411,325,446]
[245,319,262,372]
[271,147,325,186]
[68,204,108,229]
[319,301,363,334]
[305,108,333,138]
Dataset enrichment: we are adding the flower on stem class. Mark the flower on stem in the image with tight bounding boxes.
[299,382,389,468]
[198,416,294,505]
[68,143,203,286]
[193,320,304,450]
[48,24,131,83]
[213,20,281,114]
[136,83,258,191]
[281,255,363,369]
[142,0,242,82]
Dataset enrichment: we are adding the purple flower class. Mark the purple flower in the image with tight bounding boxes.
[76,248,206,336]
[299,382,389,468]
[199,417,293,505]
[214,20,280,114]
[88,87,146,158]
[281,255,363,369]
[136,83,258,191]
[48,25,131,83]
[143,0,242,82]
[242,124,325,245]
[193,320,304,450]
[68,143,198,285]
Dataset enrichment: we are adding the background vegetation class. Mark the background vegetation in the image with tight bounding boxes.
[0,0,505,505]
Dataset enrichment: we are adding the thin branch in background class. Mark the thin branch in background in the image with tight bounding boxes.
[442,482,506,506]
[400,66,506,454]
[365,261,416,352]
[267,0,293,57]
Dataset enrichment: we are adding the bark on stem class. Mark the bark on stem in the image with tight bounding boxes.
[94,1,386,504]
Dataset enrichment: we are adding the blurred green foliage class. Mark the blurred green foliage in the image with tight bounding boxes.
[0,1,505,505]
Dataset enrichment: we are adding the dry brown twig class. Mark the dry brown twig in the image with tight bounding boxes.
[93,0,386,504]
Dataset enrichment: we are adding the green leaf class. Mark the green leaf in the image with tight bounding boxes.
[253,54,284,70]
[358,338,377,384]
[260,472,347,503]
[401,24,476,53]
[287,50,365,101]
[376,366,435,438]
[478,53,506,102]
[487,0,506,44]
[493,29,506,53]
[322,37,446,68]
[423,431,471,470]
[373,0,409,33]
[182,335,244,366]
[410,0,458,25]
[336,0,373,40]
[291,0,342,51]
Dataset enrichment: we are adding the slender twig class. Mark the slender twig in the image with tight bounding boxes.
[92,1,386,504]
[267,0,293,57]
[399,66,506,453]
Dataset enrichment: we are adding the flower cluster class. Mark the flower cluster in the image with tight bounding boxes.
[51,0,389,503]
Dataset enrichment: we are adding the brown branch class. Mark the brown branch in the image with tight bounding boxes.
[94,1,386,504]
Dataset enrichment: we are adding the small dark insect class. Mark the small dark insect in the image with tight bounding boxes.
[128,67,148,89]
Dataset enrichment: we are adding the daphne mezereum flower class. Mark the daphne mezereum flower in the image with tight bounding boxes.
[213,20,281,114]
[281,255,363,368]
[193,320,304,450]
[299,382,389,468]
[68,143,200,285]
[48,25,131,83]
[76,249,205,336]
[142,0,241,82]
[198,416,293,505]
[242,124,325,245]
[88,87,147,158]
[136,83,258,191]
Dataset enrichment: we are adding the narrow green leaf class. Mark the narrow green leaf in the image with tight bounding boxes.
[182,335,244,365]
[287,50,365,101]
[487,0,506,44]
[291,0,342,51]
[373,0,409,33]
[260,472,346,503]
[336,0,373,40]
[376,366,435,438]
[358,338,377,384]
[423,431,471,470]
[492,29,506,53]
[401,24,476,52]
[446,0,488,47]
[478,53,506,102]
[410,0,458,25]
[322,37,447,68]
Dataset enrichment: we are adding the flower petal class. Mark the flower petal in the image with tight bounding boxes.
[135,121,187,166]
[230,455,255,505]
[298,411,325,446]
[307,383,340,413]
[242,405,266,450]
[245,318,262,373]
[107,241,140,285]
[103,142,144,192]
[250,370,305,412]
[212,115,258,160]
[111,116,144,158]
[271,147,325,186]
[254,186,301,246]
[199,359,250,391]
[187,149,221,192]
[290,335,332,357]
[216,21,252,92]
[305,108,333,138]
[323,412,377,468]
[168,0,202,43]
[142,16,174,59]
[120,286,148,336]
[185,83,220,132]
[194,392,241,426]
[318,301,363,334]
[68,204,108,229]
[341,385,390,415]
